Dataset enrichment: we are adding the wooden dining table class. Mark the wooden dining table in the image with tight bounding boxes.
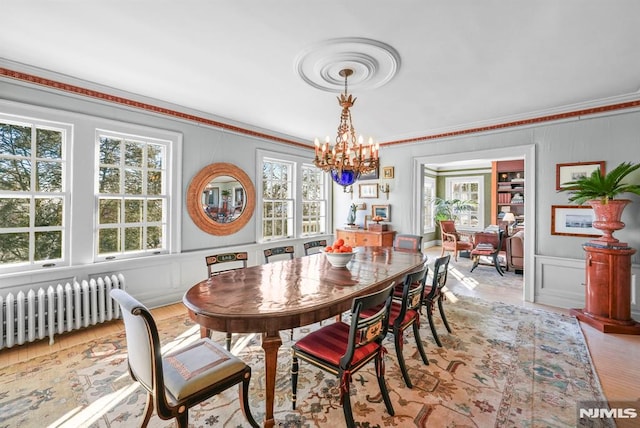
[183,246,427,427]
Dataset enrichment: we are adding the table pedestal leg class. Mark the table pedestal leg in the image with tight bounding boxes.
[261,331,282,428]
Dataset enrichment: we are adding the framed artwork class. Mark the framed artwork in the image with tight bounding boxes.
[551,205,601,237]
[556,161,605,191]
[382,166,394,179]
[359,183,378,198]
[371,204,391,221]
[359,165,379,180]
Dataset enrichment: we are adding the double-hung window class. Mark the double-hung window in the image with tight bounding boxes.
[445,176,483,229]
[258,150,329,241]
[0,114,70,271]
[422,174,436,233]
[95,130,171,259]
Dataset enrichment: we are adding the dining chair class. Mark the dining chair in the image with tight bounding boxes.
[205,251,248,350]
[439,220,474,261]
[205,251,248,277]
[110,289,259,428]
[364,264,429,388]
[422,255,452,347]
[303,239,327,255]
[469,230,505,276]
[291,283,396,428]
[263,245,295,263]
[393,234,423,252]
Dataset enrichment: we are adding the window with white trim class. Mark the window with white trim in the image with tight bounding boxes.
[258,151,330,241]
[422,175,436,233]
[0,115,70,270]
[445,176,483,229]
[302,164,326,235]
[95,130,169,258]
[262,158,294,240]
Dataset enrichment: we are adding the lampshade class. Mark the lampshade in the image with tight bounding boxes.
[502,212,516,222]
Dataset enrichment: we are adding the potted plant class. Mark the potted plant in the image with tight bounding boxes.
[560,161,640,245]
[431,198,476,222]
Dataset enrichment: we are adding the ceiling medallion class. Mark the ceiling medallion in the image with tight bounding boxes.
[294,37,401,92]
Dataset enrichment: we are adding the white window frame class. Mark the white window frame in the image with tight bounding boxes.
[0,100,182,275]
[256,149,330,242]
[422,175,436,233]
[0,112,72,273]
[94,128,178,261]
[445,175,484,231]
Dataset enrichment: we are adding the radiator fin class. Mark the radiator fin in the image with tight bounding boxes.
[0,274,125,349]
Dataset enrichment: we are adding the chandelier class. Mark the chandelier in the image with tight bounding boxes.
[313,68,379,188]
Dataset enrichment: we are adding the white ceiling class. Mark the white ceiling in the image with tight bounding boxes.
[2,1,640,146]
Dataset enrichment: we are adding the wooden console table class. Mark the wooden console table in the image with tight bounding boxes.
[335,228,396,247]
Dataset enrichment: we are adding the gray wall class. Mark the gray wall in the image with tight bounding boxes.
[1,72,639,317]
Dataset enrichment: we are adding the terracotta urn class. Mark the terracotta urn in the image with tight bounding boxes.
[587,199,631,246]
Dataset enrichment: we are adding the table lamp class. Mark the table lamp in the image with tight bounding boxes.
[502,212,516,234]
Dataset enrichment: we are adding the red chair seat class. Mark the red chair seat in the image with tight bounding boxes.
[294,321,381,366]
[470,248,495,256]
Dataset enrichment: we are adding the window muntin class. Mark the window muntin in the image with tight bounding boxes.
[262,159,294,240]
[95,132,168,258]
[0,118,68,269]
[302,164,326,235]
[445,176,483,229]
[422,175,436,233]
[258,151,330,241]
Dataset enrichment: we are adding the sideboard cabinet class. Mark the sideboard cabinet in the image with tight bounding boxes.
[335,229,396,247]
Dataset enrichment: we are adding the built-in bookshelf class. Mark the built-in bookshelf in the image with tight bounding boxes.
[492,160,525,226]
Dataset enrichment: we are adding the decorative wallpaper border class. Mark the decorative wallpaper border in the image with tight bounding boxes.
[2,67,640,149]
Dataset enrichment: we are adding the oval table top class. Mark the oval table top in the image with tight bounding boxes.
[183,246,427,334]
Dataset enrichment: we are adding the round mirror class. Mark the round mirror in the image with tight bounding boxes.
[187,162,256,235]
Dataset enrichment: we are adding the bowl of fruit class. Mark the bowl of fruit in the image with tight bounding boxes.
[321,239,356,268]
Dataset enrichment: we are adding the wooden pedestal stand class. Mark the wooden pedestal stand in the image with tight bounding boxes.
[570,243,640,334]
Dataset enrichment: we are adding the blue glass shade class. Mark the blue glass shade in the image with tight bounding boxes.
[331,169,360,187]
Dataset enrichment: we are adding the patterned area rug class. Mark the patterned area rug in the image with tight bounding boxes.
[0,296,611,427]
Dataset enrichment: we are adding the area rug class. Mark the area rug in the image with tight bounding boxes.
[0,296,611,428]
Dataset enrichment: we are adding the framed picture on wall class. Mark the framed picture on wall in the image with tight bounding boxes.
[551,205,601,237]
[359,165,379,180]
[556,161,605,191]
[382,166,394,179]
[371,204,390,221]
[359,183,378,198]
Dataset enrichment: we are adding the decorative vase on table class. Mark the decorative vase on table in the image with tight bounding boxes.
[347,203,357,225]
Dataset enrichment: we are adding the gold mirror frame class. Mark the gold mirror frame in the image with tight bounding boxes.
[187,162,256,235]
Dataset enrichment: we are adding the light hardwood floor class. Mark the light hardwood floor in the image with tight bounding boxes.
[1,248,639,406]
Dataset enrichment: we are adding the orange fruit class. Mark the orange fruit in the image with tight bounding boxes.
[334,238,345,247]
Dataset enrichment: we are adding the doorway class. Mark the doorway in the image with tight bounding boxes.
[412,144,535,303]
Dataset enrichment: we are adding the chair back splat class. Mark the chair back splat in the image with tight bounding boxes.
[422,255,452,347]
[110,289,259,428]
[205,251,248,277]
[263,245,295,263]
[303,239,327,256]
[291,283,396,427]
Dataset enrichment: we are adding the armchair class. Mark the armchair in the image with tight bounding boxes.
[439,220,474,261]
[506,230,524,274]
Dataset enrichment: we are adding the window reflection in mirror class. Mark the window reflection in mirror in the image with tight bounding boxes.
[202,176,246,223]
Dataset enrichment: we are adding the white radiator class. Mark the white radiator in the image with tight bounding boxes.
[0,273,125,350]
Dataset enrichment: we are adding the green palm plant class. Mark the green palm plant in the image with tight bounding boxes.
[561,162,640,205]
[431,197,477,222]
